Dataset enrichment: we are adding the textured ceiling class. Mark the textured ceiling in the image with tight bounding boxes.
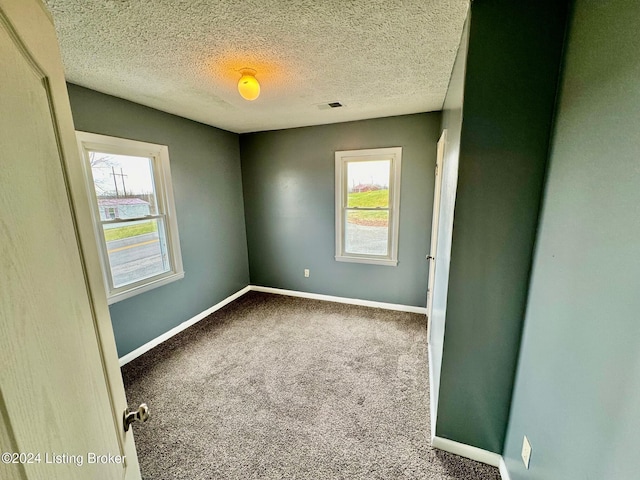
[44,0,469,134]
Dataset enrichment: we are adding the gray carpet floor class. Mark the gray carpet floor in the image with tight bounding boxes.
[122,292,501,479]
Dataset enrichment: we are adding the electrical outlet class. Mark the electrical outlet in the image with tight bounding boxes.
[521,435,532,469]
[304,268,310,278]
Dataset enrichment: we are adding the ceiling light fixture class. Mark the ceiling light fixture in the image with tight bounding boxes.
[238,68,260,101]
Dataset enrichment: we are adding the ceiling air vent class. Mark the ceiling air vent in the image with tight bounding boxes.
[317,101,346,110]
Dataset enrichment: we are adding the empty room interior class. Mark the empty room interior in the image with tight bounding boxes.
[1,0,639,479]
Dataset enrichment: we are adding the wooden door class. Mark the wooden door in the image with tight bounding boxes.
[426,130,447,342]
[0,1,141,479]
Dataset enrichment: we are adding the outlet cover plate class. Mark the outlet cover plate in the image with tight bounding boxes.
[521,435,532,469]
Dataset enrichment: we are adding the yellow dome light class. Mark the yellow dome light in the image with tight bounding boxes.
[238,68,260,101]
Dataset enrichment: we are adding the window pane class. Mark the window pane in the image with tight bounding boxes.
[103,218,170,288]
[347,160,390,208]
[345,210,389,256]
[89,151,158,219]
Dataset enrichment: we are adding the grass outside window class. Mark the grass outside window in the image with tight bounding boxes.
[103,221,158,242]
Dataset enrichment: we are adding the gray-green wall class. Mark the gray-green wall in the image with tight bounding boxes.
[240,114,440,307]
[67,84,250,357]
[435,0,570,452]
[430,13,469,422]
[503,1,640,477]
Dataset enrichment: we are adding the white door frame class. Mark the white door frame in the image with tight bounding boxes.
[426,130,447,343]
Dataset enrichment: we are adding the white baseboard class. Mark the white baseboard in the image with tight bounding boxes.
[118,286,251,366]
[431,436,511,480]
[499,457,512,480]
[250,285,427,314]
[431,436,502,468]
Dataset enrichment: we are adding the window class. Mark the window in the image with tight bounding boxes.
[335,147,402,266]
[104,207,117,219]
[76,132,184,304]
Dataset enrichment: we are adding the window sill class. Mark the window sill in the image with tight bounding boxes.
[335,255,398,267]
[106,270,185,305]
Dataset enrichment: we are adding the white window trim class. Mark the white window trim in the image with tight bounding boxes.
[335,147,402,266]
[76,131,184,304]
